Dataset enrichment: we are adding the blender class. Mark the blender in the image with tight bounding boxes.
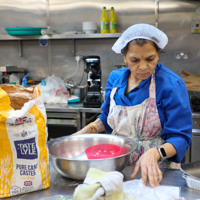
[83,55,103,108]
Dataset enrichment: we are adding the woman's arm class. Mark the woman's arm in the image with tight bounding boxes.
[73,118,105,135]
[157,74,192,163]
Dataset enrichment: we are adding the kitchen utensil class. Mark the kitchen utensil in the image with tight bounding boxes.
[66,84,87,101]
[85,143,121,159]
[180,160,200,190]
[5,27,48,36]
[73,85,87,100]
[48,134,137,180]
[181,70,192,76]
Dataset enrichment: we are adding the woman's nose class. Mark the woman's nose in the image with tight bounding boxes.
[138,62,148,70]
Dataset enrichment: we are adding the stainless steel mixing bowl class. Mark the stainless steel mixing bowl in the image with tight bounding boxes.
[48,134,137,180]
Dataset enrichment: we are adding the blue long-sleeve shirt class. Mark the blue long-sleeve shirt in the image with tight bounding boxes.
[98,63,192,163]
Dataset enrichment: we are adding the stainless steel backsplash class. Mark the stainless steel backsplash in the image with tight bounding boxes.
[0,0,200,88]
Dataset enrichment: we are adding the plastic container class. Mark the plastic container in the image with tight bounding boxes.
[9,82,16,85]
[9,73,20,84]
[82,21,97,34]
[182,174,200,190]
[68,95,80,103]
[100,7,109,33]
[181,160,200,191]
[5,27,47,36]
[109,7,117,33]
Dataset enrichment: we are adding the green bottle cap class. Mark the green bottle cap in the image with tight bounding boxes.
[103,6,106,9]
[111,7,114,9]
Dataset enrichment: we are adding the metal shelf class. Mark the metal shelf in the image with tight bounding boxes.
[0,33,121,40]
[0,32,121,57]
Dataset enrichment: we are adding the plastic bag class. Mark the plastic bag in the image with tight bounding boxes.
[0,84,50,198]
[123,179,180,200]
[39,75,69,104]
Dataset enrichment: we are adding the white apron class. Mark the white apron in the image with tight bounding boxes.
[107,75,179,168]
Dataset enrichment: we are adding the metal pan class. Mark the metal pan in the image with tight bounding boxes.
[180,160,200,190]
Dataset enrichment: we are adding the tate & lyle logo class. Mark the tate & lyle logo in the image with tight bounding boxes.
[14,137,38,159]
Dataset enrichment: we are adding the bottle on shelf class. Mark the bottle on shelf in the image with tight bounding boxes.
[100,6,109,33]
[109,7,117,33]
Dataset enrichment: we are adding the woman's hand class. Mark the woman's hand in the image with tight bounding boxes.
[130,147,162,187]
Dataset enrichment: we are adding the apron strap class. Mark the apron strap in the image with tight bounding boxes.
[108,87,117,114]
[149,74,156,98]
[110,87,117,105]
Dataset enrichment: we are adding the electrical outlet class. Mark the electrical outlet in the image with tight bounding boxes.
[175,51,190,60]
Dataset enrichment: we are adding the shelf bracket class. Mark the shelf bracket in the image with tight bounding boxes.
[48,39,52,75]
[18,40,23,57]
[72,39,76,57]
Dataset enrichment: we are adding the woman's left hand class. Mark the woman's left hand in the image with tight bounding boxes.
[130,147,162,187]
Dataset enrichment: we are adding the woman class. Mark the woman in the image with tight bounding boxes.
[75,24,192,187]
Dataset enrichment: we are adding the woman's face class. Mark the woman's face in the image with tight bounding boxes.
[123,42,159,81]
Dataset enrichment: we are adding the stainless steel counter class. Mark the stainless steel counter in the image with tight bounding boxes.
[45,103,101,113]
[6,165,200,200]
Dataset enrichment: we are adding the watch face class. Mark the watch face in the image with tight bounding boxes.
[160,147,167,157]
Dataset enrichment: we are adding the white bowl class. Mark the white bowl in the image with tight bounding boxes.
[82,21,97,34]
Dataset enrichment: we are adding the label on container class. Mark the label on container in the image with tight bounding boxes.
[110,22,117,33]
[101,21,109,33]
[110,21,117,30]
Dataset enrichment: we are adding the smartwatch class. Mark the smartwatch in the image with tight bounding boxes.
[157,147,167,160]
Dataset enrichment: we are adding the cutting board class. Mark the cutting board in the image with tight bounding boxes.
[182,74,200,92]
